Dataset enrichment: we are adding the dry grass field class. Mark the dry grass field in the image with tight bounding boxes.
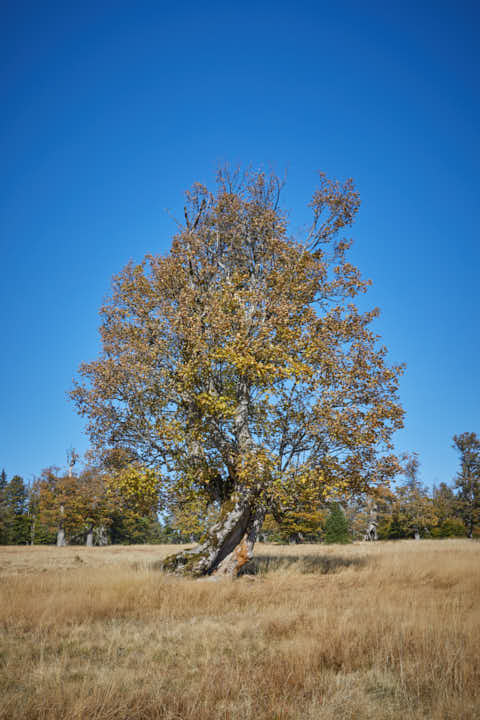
[0,540,479,720]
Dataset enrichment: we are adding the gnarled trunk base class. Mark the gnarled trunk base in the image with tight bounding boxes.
[163,499,264,577]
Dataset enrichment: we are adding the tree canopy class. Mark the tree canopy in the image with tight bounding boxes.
[71,167,405,575]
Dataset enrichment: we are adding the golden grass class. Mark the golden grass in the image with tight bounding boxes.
[1,540,479,719]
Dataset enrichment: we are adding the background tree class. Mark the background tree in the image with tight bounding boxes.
[72,167,404,576]
[431,482,466,537]
[26,479,56,545]
[342,491,382,541]
[387,512,405,540]
[105,463,160,544]
[262,506,326,544]
[0,469,8,544]
[453,432,480,538]
[78,467,115,545]
[324,502,350,544]
[394,454,437,539]
[365,485,395,539]
[4,475,30,544]
[0,474,31,544]
[37,466,114,545]
[37,468,80,544]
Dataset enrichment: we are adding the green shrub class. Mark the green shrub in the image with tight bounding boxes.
[387,513,406,540]
[431,517,467,538]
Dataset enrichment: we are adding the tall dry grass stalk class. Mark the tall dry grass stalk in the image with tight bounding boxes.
[1,540,479,719]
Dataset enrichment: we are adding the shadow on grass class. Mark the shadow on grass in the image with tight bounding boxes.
[240,553,369,576]
[148,551,369,576]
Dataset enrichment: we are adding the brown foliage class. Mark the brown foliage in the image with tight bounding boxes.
[71,167,404,539]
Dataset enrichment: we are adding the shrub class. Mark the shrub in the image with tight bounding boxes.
[431,517,467,538]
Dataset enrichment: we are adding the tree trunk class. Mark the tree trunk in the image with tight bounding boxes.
[163,496,265,577]
[289,532,304,544]
[85,526,94,546]
[363,502,378,541]
[95,525,109,546]
[56,528,66,546]
[57,504,66,546]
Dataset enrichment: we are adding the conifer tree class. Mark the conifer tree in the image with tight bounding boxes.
[2,476,29,544]
[0,469,9,544]
[324,503,350,544]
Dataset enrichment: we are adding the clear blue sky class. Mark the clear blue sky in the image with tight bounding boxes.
[1,1,478,487]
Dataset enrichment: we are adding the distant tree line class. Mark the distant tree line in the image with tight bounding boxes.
[0,463,179,546]
[1,432,479,546]
[263,433,479,544]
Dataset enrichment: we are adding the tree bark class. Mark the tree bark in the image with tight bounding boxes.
[57,504,66,546]
[364,503,378,541]
[95,525,109,546]
[163,496,265,577]
[85,526,94,546]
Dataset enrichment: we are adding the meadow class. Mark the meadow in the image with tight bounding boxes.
[0,540,479,720]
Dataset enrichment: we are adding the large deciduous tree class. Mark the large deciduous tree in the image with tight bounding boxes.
[72,168,404,576]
